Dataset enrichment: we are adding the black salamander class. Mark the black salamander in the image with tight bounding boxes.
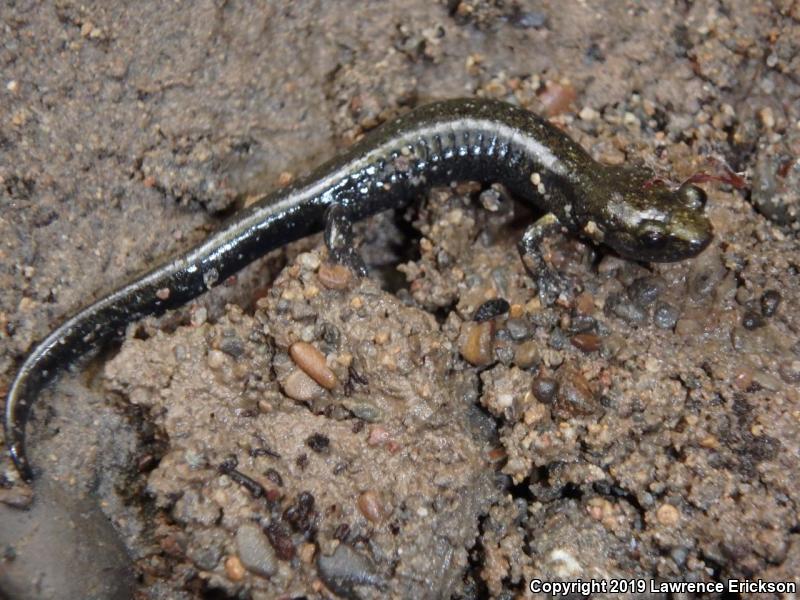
[4,98,713,481]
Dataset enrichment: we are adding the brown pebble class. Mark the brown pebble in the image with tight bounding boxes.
[299,542,316,564]
[514,340,540,369]
[367,426,390,446]
[156,287,170,300]
[554,368,596,417]
[571,333,601,353]
[290,342,337,389]
[538,80,577,116]
[532,376,558,403]
[574,292,595,315]
[656,503,680,526]
[225,555,246,581]
[487,447,507,462]
[357,490,384,523]
[460,321,494,366]
[264,522,296,560]
[283,369,326,402]
[318,262,352,289]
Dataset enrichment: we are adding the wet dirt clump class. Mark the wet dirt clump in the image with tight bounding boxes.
[103,248,500,598]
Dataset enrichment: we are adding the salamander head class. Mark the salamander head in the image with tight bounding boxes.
[584,166,713,262]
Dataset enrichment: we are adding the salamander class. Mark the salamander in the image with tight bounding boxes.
[4,98,712,482]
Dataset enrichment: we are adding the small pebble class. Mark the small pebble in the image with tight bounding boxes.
[367,426,390,446]
[495,328,512,342]
[505,318,531,341]
[554,368,596,417]
[628,277,664,307]
[579,106,599,121]
[264,468,283,487]
[688,249,726,300]
[597,254,627,275]
[264,522,296,561]
[653,302,679,329]
[742,311,765,330]
[656,503,680,526]
[290,342,338,389]
[474,298,510,322]
[224,555,246,582]
[494,343,515,365]
[760,290,781,317]
[306,433,330,453]
[671,547,689,567]
[299,542,316,564]
[297,252,321,270]
[538,81,577,117]
[606,294,646,325]
[186,533,223,571]
[759,107,775,129]
[220,338,245,358]
[548,327,569,350]
[318,263,352,289]
[479,187,503,211]
[571,333,601,353]
[532,376,558,403]
[283,369,326,402]
[514,340,540,369]
[207,349,226,370]
[236,524,278,578]
[569,313,596,333]
[317,544,383,595]
[461,321,494,366]
[357,490,384,523]
[345,400,382,422]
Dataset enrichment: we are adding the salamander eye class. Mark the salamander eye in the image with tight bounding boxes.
[639,227,667,248]
[678,184,707,210]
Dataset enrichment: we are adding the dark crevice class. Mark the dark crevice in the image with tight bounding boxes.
[458,514,491,600]
[432,299,458,325]
[507,477,534,502]
[363,207,423,294]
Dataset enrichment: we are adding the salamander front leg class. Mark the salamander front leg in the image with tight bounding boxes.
[518,212,569,306]
[324,203,367,276]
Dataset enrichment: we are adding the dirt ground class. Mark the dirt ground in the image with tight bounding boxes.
[1,1,799,598]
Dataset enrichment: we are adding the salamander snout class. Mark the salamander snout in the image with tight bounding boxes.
[596,173,714,263]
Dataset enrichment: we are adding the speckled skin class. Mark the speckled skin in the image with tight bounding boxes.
[4,98,712,481]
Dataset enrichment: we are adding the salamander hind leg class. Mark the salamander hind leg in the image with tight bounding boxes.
[324,203,368,276]
[517,213,570,306]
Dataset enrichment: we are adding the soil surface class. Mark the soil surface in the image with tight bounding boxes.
[2,1,799,599]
